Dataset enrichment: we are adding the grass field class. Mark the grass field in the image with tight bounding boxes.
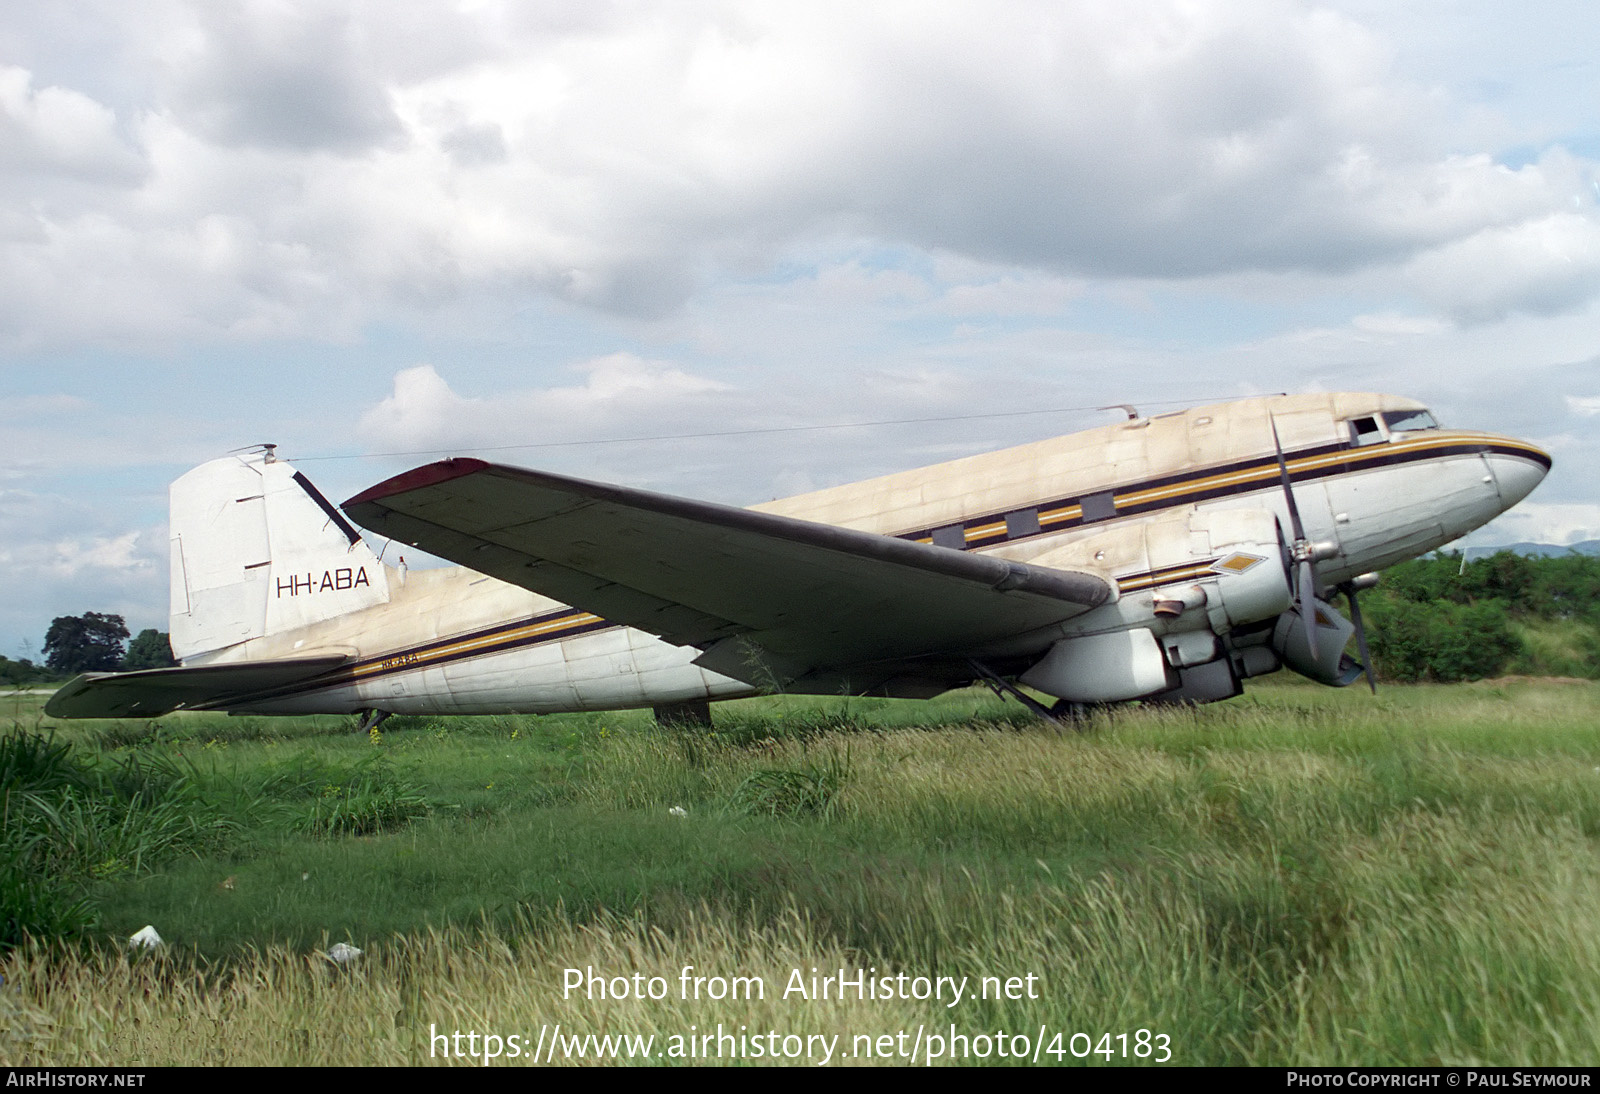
[4,678,1600,1065]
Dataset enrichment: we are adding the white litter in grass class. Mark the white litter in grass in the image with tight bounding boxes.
[668,806,687,818]
[326,943,363,965]
[128,925,162,950]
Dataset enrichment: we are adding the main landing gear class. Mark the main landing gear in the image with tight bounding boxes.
[653,699,713,729]
[354,709,392,734]
[966,658,1082,730]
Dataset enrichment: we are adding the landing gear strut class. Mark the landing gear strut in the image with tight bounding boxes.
[354,709,392,734]
[966,659,1073,730]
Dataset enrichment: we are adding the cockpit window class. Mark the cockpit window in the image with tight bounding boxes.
[1348,409,1439,446]
[1348,415,1384,446]
[1382,409,1437,433]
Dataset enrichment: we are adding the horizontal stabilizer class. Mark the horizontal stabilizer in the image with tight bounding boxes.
[44,655,350,719]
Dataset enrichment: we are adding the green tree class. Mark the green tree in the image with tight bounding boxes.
[1382,552,1460,604]
[0,656,53,685]
[42,613,130,675]
[122,629,177,670]
[1528,553,1600,619]
[1455,550,1535,610]
[1365,595,1522,682]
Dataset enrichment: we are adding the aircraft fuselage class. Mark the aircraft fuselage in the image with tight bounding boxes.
[181,391,1545,717]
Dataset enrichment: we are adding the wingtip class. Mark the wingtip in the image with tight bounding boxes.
[343,458,492,509]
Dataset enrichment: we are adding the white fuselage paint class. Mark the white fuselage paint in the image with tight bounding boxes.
[202,393,1548,715]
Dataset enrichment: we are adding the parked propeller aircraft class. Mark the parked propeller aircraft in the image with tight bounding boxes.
[46,392,1549,725]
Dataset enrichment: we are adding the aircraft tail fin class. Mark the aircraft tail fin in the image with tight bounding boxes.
[168,449,389,661]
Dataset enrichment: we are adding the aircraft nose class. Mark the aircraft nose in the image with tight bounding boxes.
[1485,438,1551,510]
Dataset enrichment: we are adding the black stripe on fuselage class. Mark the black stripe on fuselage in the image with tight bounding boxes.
[899,436,1547,549]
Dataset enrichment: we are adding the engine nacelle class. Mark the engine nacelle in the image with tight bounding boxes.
[1019,628,1174,702]
[1270,598,1364,686]
[1143,659,1244,704]
[1027,506,1293,631]
[1011,506,1337,703]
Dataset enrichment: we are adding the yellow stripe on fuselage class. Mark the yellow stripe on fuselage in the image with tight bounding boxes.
[345,610,602,680]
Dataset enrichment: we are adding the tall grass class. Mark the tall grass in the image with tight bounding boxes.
[2,909,921,1066]
[0,729,247,948]
[6,680,1600,1064]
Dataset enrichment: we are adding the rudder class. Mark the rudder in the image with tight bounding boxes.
[169,448,389,661]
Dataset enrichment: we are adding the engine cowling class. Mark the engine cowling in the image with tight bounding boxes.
[1268,597,1365,686]
[1010,505,1368,701]
[1013,507,1298,703]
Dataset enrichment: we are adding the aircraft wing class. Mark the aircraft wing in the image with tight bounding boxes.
[343,459,1112,687]
[44,655,350,719]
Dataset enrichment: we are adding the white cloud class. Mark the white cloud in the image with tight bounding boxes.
[35,530,150,580]
[1407,211,1600,323]
[4,1,1599,346]
[167,3,403,153]
[934,274,1087,318]
[1350,313,1447,337]
[0,64,143,188]
[358,356,732,455]
[0,502,168,650]
[4,0,1600,651]
[1463,502,1600,548]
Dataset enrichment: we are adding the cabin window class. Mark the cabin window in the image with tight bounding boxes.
[931,524,967,550]
[1382,409,1438,433]
[1005,508,1041,538]
[1347,416,1385,446]
[1080,491,1116,523]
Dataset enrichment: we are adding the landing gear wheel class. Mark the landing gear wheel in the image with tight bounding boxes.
[653,699,713,729]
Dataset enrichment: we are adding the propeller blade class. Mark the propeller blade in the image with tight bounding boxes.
[1269,414,1307,544]
[1299,558,1318,662]
[1346,584,1377,695]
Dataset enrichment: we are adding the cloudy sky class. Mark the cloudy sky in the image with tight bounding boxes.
[3,0,1598,658]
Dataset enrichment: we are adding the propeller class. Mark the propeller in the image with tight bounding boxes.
[1268,413,1379,693]
[1269,415,1322,661]
[1339,576,1379,694]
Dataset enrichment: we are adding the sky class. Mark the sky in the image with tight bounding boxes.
[2,0,1598,659]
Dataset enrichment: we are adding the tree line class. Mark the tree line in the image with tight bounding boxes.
[1,613,175,684]
[1364,550,1600,682]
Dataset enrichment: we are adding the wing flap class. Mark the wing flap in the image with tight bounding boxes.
[344,459,1113,682]
[44,655,350,719]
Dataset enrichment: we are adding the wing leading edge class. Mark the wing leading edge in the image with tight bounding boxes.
[343,459,1113,688]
